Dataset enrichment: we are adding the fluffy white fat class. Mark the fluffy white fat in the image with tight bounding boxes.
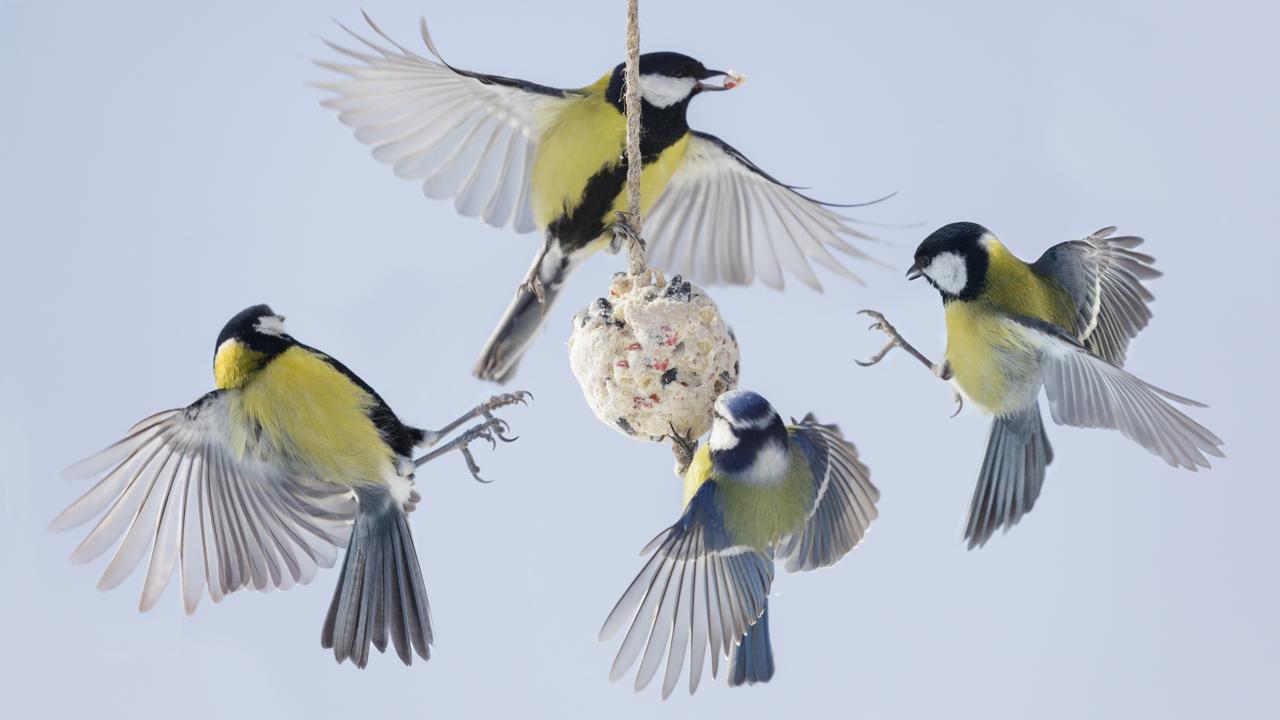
[924,251,968,295]
[254,314,287,337]
[638,74,697,108]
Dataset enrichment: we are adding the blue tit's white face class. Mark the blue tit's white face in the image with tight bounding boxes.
[709,390,790,484]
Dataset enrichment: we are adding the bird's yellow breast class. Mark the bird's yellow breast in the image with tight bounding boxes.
[944,240,1078,415]
[228,346,392,486]
[682,444,715,508]
[531,81,689,237]
[681,442,812,550]
[945,300,1054,416]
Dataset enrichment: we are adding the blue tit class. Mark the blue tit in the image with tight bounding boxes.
[859,223,1224,549]
[318,13,883,383]
[51,304,526,667]
[600,389,880,697]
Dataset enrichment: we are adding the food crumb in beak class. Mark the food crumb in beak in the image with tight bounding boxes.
[723,70,746,89]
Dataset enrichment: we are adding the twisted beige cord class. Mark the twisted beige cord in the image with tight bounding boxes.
[622,0,646,276]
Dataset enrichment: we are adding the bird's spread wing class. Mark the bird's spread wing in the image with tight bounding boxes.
[316,13,579,232]
[1031,226,1160,367]
[643,131,882,291]
[51,391,356,613]
[778,416,880,572]
[600,482,773,698]
[1008,316,1224,469]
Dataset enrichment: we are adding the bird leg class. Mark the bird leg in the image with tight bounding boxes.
[856,309,965,417]
[521,240,551,304]
[413,416,517,483]
[666,422,698,478]
[609,212,646,257]
[418,392,532,447]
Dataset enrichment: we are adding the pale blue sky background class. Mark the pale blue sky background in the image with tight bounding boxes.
[2,1,1277,717]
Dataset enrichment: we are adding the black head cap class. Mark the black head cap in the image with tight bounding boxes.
[908,222,992,301]
[605,52,727,108]
[214,303,292,358]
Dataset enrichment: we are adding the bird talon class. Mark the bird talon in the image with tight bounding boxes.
[461,447,490,484]
[666,422,699,477]
[521,277,546,304]
[610,214,646,256]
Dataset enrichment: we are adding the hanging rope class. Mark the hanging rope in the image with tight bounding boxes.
[622,0,647,276]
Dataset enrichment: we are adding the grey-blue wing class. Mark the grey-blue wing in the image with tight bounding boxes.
[599,482,773,698]
[1031,226,1160,367]
[778,416,880,573]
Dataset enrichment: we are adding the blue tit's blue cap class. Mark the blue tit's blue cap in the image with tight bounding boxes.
[715,389,776,426]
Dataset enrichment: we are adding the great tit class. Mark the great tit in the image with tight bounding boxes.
[51,304,527,667]
[858,223,1224,549]
[600,389,879,697]
[318,14,882,383]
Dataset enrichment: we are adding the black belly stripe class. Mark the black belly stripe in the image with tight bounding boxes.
[547,103,692,252]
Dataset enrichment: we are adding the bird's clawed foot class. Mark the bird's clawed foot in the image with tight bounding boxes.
[855,310,908,367]
[856,309,964,417]
[666,422,698,477]
[421,392,533,447]
[610,212,646,257]
[414,393,530,482]
[414,416,517,483]
[521,275,546,305]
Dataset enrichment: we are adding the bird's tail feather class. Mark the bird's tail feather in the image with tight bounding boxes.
[729,601,775,687]
[321,490,431,667]
[964,404,1054,549]
[473,242,581,384]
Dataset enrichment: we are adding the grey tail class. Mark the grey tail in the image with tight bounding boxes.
[964,403,1055,550]
[321,490,431,668]
[729,601,775,687]
[473,240,581,384]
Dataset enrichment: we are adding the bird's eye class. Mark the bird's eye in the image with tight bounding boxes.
[672,69,686,78]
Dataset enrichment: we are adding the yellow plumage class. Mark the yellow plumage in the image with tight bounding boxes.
[944,236,1075,415]
[681,437,813,550]
[682,444,714,508]
[531,74,689,239]
[227,347,393,487]
[213,340,265,391]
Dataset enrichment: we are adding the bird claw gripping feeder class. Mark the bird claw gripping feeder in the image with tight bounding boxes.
[566,0,739,476]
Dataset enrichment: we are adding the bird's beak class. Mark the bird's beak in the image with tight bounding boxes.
[696,69,745,92]
[906,259,925,281]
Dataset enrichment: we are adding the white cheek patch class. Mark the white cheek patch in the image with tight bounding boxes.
[638,74,697,108]
[709,418,738,451]
[925,251,968,295]
[255,315,287,337]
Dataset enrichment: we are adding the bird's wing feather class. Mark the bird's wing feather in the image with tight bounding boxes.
[51,391,356,614]
[316,13,579,233]
[778,416,880,572]
[599,481,773,698]
[1007,315,1224,469]
[1031,226,1160,366]
[644,131,883,291]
